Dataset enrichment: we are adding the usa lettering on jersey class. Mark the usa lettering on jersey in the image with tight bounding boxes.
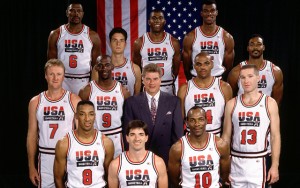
[64,39,84,53]
[96,96,118,110]
[43,106,66,121]
[76,149,100,167]
[194,93,216,107]
[238,111,260,127]
[125,169,151,186]
[147,47,168,61]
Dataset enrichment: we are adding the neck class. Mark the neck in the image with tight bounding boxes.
[75,129,95,143]
[97,79,115,89]
[46,88,64,100]
[111,54,125,66]
[127,149,147,162]
[149,31,165,41]
[188,132,209,148]
[248,57,264,68]
[194,76,214,87]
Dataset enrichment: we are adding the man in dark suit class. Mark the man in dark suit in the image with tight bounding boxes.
[123,63,184,165]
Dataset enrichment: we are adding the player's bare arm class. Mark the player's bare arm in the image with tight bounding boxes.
[182,30,195,81]
[271,65,284,106]
[216,136,230,185]
[132,37,143,70]
[227,65,241,97]
[171,36,181,79]
[177,83,188,118]
[47,28,60,59]
[168,141,182,188]
[54,136,69,188]
[27,96,40,186]
[132,63,142,95]
[222,30,235,80]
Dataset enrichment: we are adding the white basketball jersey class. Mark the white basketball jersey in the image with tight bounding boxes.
[66,130,106,188]
[89,80,124,135]
[192,26,225,77]
[231,94,270,158]
[112,58,136,96]
[36,90,75,154]
[238,60,275,96]
[57,24,93,78]
[140,32,175,86]
[118,151,158,187]
[180,133,221,188]
[185,77,226,134]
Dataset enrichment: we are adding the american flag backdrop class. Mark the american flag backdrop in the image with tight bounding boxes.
[96,0,202,86]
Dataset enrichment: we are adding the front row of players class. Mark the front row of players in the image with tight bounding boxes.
[53,100,229,187]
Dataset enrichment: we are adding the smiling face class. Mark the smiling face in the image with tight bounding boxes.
[76,103,96,132]
[95,56,114,80]
[126,128,148,151]
[148,11,166,33]
[143,72,161,96]
[187,107,207,137]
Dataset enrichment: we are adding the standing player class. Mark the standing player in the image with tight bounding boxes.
[222,64,281,187]
[54,100,114,188]
[92,27,141,96]
[182,0,235,81]
[227,33,283,106]
[168,106,230,187]
[108,120,168,188]
[132,9,181,95]
[47,0,101,94]
[178,52,232,135]
[79,55,131,158]
[27,59,81,187]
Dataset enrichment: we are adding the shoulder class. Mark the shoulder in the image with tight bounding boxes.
[220,79,232,90]
[228,64,241,77]
[56,133,69,150]
[169,139,182,156]
[154,153,167,167]
[221,27,234,39]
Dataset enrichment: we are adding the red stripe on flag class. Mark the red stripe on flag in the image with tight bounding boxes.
[97,0,106,55]
[130,0,138,59]
[114,0,122,27]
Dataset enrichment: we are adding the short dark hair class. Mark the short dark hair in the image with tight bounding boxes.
[76,100,94,112]
[202,0,217,6]
[109,27,128,41]
[186,106,206,120]
[126,120,149,136]
[249,33,264,43]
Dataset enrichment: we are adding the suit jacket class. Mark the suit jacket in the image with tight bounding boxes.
[123,91,184,164]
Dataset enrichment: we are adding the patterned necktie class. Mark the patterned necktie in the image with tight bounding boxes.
[151,97,157,124]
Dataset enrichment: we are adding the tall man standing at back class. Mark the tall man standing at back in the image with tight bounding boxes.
[123,63,184,165]
[182,0,235,81]
[227,34,283,106]
[47,0,101,95]
[132,9,181,95]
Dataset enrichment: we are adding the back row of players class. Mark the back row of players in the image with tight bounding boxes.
[27,0,282,187]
